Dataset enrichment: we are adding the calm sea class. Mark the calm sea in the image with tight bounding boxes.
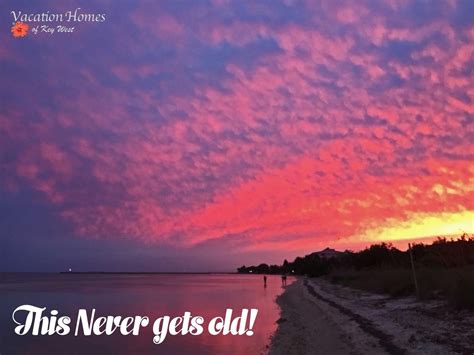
[0,273,292,354]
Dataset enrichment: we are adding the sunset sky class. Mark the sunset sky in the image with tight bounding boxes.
[1,0,473,271]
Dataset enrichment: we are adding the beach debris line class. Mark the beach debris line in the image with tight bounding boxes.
[303,280,405,355]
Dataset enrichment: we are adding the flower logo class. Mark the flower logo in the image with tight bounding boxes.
[11,22,29,38]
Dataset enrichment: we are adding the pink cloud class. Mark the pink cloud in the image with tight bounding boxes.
[1,0,472,254]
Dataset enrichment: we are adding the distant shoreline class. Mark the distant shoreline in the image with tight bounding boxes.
[0,271,240,275]
[58,271,237,275]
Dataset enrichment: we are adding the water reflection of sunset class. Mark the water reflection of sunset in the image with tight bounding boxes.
[0,274,292,354]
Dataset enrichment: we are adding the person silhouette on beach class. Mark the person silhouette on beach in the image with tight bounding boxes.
[281,274,287,286]
[263,275,267,288]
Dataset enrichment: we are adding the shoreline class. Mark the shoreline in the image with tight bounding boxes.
[269,277,474,354]
[58,271,236,275]
[269,278,375,355]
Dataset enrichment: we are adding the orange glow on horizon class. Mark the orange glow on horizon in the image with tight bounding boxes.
[336,210,474,251]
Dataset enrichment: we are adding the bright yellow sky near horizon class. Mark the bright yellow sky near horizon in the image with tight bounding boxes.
[362,210,474,243]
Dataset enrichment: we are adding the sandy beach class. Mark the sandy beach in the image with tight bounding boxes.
[269,278,474,355]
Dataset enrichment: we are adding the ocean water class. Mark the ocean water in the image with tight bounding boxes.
[0,273,292,354]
